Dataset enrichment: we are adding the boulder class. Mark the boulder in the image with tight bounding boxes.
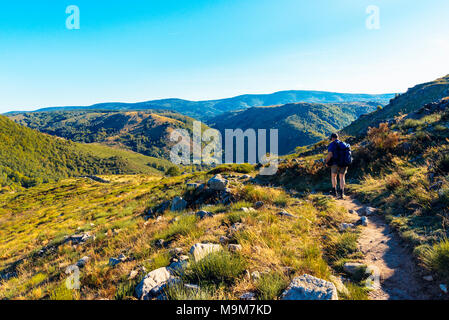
[135,267,175,300]
[189,243,222,261]
[228,244,242,252]
[196,210,213,219]
[229,223,245,234]
[361,216,368,226]
[207,174,228,191]
[281,274,338,300]
[169,260,189,272]
[365,207,377,216]
[340,223,354,231]
[171,197,187,212]
[277,210,297,218]
[76,256,90,268]
[154,200,171,214]
[187,183,199,189]
[219,236,230,244]
[109,254,127,267]
[64,233,94,245]
[254,201,264,209]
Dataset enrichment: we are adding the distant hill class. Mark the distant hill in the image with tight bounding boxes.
[0,115,171,189]
[342,74,449,136]
[11,90,395,120]
[207,102,379,155]
[7,110,205,159]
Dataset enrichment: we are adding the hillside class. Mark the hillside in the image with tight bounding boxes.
[208,102,379,155]
[0,115,170,189]
[343,74,449,136]
[263,97,449,295]
[12,91,395,120]
[8,110,205,159]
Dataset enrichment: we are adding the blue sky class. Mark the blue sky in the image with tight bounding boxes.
[1,0,449,112]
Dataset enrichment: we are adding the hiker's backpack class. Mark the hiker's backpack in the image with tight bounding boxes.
[335,141,353,167]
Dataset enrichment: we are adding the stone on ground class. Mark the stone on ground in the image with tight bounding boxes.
[171,196,187,212]
[281,274,338,300]
[207,174,228,191]
[343,262,367,275]
[135,267,175,300]
[189,243,222,261]
[228,244,242,252]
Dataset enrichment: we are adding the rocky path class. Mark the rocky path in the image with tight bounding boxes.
[337,197,442,300]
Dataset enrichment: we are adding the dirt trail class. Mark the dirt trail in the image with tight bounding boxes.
[337,197,442,300]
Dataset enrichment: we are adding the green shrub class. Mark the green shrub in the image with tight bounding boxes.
[164,281,214,300]
[154,215,198,241]
[419,239,449,280]
[208,163,254,174]
[165,166,181,177]
[182,251,247,286]
[49,283,74,300]
[255,272,289,300]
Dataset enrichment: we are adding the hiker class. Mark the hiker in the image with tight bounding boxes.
[325,133,352,199]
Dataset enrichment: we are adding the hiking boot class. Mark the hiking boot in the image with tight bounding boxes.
[338,189,345,199]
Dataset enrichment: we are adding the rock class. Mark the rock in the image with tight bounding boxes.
[219,236,230,244]
[251,271,261,280]
[207,174,228,191]
[171,197,187,212]
[109,254,127,267]
[187,183,199,188]
[241,207,250,213]
[365,207,377,216]
[240,292,256,300]
[76,256,90,268]
[135,267,175,300]
[361,216,368,226]
[155,239,165,248]
[440,284,448,294]
[196,210,213,219]
[64,233,95,245]
[329,275,349,296]
[281,274,338,300]
[423,275,433,282]
[154,200,171,214]
[348,209,356,214]
[189,243,222,261]
[128,266,146,280]
[254,201,264,209]
[277,210,297,218]
[170,248,183,256]
[340,223,354,231]
[169,260,189,272]
[229,223,245,234]
[343,262,366,275]
[178,255,190,261]
[228,244,242,252]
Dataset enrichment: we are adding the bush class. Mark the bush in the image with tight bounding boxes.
[255,272,289,300]
[164,281,214,300]
[419,239,449,280]
[208,163,254,174]
[165,166,181,177]
[367,123,400,150]
[154,215,199,241]
[182,251,247,286]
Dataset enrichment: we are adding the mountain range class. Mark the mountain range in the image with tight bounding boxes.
[11,90,395,121]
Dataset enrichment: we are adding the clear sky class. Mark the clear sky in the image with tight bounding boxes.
[1,0,449,112]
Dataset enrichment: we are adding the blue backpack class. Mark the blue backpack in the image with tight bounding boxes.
[334,141,353,167]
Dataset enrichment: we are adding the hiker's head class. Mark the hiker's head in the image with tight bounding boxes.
[330,133,339,141]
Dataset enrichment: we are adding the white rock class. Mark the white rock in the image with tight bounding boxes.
[340,223,354,231]
[189,243,222,261]
[281,274,338,300]
[423,275,433,282]
[76,256,90,268]
[135,267,174,300]
[207,175,228,191]
[365,207,377,216]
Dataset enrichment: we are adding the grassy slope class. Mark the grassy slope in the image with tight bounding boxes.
[343,74,449,136]
[0,173,366,300]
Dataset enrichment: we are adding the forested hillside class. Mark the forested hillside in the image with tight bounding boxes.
[0,115,170,189]
[208,102,378,154]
